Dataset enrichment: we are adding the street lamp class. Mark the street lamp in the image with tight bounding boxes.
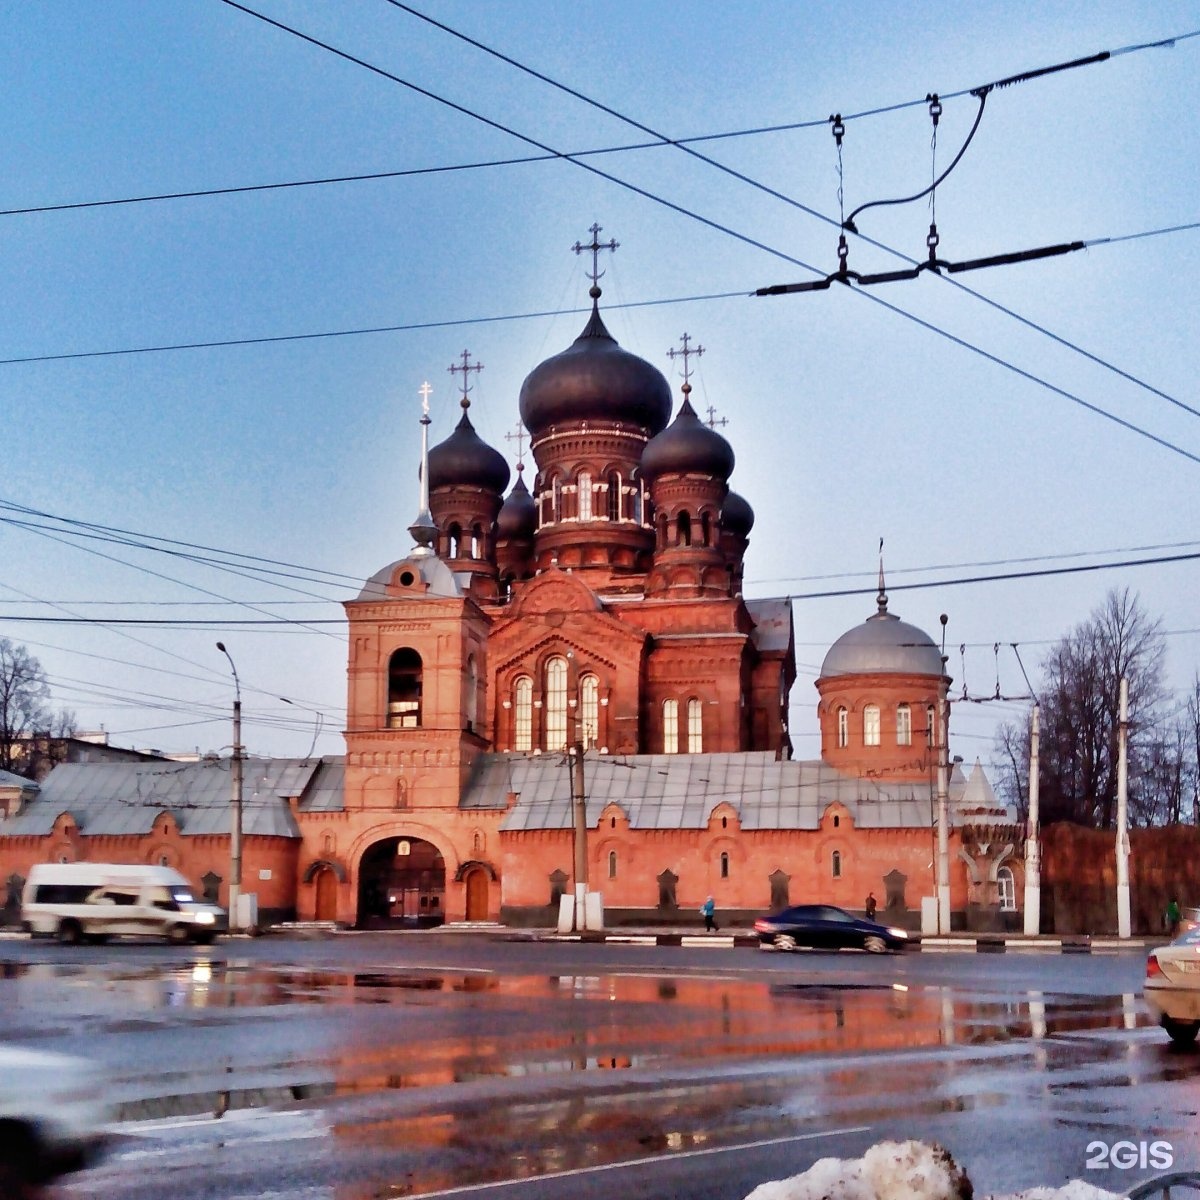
[216,642,243,933]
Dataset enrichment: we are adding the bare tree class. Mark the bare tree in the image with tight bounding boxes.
[0,638,75,779]
[992,588,1167,827]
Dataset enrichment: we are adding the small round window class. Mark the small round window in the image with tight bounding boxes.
[399,570,416,587]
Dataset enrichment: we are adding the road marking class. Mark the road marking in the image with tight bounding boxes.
[405,1125,873,1196]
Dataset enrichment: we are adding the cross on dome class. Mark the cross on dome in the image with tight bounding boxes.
[505,420,527,473]
[572,222,618,301]
[877,537,889,614]
[667,332,704,397]
[705,404,728,430]
[448,350,483,410]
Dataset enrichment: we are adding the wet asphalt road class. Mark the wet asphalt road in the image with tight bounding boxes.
[1,933,1196,1200]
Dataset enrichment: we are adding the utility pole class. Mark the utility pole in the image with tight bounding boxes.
[217,642,244,933]
[936,685,950,934]
[1023,703,1041,936]
[1116,676,1131,938]
[571,734,588,931]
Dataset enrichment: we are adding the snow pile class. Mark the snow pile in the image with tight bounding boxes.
[743,1141,1122,1200]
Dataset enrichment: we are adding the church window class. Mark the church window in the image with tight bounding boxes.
[465,654,478,732]
[580,675,599,747]
[926,704,937,747]
[676,511,692,547]
[552,476,563,521]
[863,705,880,746]
[577,471,593,520]
[387,648,422,728]
[896,703,912,746]
[687,698,703,753]
[701,512,711,546]
[634,484,644,525]
[997,866,1016,911]
[545,657,568,751]
[608,851,617,880]
[831,850,842,877]
[471,523,483,558]
[513,676,533,751]
[662,699,679,754]
[447,523,462,558]
[837,707,848,748]
[607,472,621,521]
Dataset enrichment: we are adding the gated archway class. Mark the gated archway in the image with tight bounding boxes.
[357,836,446,929]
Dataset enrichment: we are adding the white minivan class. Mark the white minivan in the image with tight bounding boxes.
[21,863,225,945]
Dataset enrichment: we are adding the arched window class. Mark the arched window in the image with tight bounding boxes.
[470,523,483,559]
[676,511,692,547]
[580,675,599,747]
[608,850,617,880]
[552,476,563,521]
[997,866,1016,911]
[465,654,478,732]
[577,470,592,520]
[863,705,881,747]
[720,852,729,879]
[837,706,849,748]
[387,648,422,728]
[896,703,912,746]
[662,699,679,754]
[513,676,533,751]
[831,850,842,878]
[687,698,703,753]
[633,483,644,524]
[926,704,937,747]
[607,472,621,521]
[701,512,711,546]
[545,657,568,751]
[447,522,462,558]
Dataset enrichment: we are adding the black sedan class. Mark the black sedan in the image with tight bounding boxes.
[754,904,910,953]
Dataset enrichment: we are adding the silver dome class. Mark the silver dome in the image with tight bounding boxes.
[820,608,944,678]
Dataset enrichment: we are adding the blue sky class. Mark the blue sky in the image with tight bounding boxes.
[2,1,1198,766]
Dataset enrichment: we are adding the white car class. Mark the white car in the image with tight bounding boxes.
[1144,926,1200,1044]
[0,1045,112,1197]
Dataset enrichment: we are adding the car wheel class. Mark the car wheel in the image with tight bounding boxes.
[773,933,798,952]
[166,924,190,945]
[1164,1017,1200,1046]
[57,920,82,946]
[0,1120,40,1199]
[863,935,887,954]
[191,931,215,946]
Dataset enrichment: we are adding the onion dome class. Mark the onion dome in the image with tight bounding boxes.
[496,471,537,539]
[519,307,672,437]
[640,395,735,482]
[820,584,944,678]
[720,490,755,536]
[427,409,510,494]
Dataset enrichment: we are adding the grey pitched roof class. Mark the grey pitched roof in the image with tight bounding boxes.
[0,757,344,839]
[461,751,971,832]
[0,769,37,791]
[746,598,793,655]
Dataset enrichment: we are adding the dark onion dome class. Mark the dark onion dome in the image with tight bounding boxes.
[720,490,755,537]
[820,597,944,679]
[427,410,511,494]
[640,396,735,482]
[519,307,673,437]
[496,471,537,539]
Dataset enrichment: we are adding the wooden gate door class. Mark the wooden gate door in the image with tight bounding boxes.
[465,869,489,921]
[314,868,337,922]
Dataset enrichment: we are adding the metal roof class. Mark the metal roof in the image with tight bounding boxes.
[0,757,344,839]
[0,769,37,791]
[461,751,971,832]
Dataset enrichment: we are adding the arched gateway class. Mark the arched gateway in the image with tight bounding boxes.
[357,836,446,928]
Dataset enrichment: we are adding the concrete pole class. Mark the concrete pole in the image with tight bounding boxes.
[217,643,243,933]
[1116,676,1132,938]
[936,689,950,934]
[572,738,588,932]
[1023,703,1041,936]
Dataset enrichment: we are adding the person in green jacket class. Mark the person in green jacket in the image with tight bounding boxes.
[1166,897,1181,935]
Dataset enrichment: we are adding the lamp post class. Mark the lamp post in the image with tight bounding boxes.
[216,642,243,933]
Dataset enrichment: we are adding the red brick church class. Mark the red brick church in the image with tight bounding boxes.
[0,236,1021,931]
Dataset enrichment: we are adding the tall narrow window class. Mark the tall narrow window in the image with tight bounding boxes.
[836,706,849,748]
[997,866,1016,911]
[676,511,692,546]
[513,676,533,751]
[831,850,842,878]
[607,472,621,521]
[447,523,462,558]
[863,704,880,746]
[471,523,483,559]
[580,675,599,747]
[551,476,563,521]
[926,704,937,747]
[387,648,422,728]
[700,512,711,546]
[545,657,568,751]
[577,470,592,520]
[465,654,478,732]
[896,703,912,746]
[608,850,617,880]
[720,852,729,879]
[687,698,703,753]
[662,699,679,754]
